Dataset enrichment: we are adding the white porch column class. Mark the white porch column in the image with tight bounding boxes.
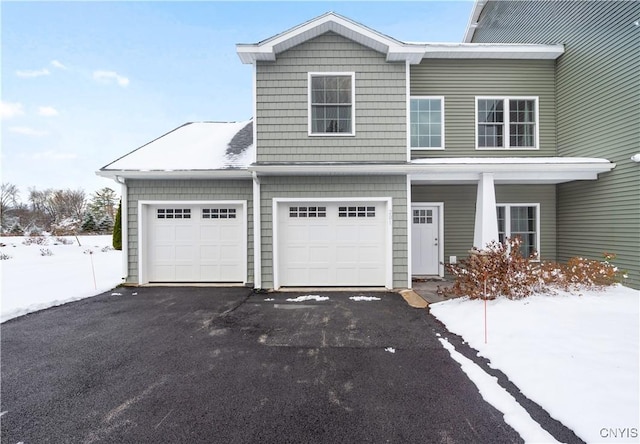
[473,173,499,250]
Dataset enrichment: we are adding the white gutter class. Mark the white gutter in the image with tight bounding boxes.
[96,169,253,180]
[115,175,128,283]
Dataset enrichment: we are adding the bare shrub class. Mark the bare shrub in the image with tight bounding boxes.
[53,236,74,245]
[22,236,49,246]
[441,239,624,300]
[0,251,11,260]
[40,248,54,256]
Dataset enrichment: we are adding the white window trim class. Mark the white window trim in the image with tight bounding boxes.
[137,200,248,285]
[409,96,445,150]
[272,197,393,289]
[308,72,356,137]
[496,202,541,258]
[475,96,539,150]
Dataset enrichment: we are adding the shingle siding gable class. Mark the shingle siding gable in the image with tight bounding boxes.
[255,32,407,163]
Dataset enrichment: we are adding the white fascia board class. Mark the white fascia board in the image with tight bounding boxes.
[422,43,564,60]
[96,169,253,181]
[236,12,426,64]
[463,0,485,43]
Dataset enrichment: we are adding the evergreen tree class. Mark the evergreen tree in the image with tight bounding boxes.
[112,200,122,250]
[98,215,113,234]
[81,212,98,233]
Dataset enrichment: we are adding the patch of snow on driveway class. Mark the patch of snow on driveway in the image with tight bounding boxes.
[285,295,329,302]
[349,296,381,301]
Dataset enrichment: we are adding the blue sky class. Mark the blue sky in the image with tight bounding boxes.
[1,1,474,197]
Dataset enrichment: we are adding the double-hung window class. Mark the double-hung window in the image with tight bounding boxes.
[410,97,444,149]
[477,97,538,149]
[309,73,355,135]
[496,204,540,258]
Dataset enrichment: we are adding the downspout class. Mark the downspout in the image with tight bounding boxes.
[405,59,413,288]
[115,175,128,283]
[251,60,262,289]
[252,171,262,289]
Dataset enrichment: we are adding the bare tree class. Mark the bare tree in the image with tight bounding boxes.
[27,187,86,231]
[1,183,20,229]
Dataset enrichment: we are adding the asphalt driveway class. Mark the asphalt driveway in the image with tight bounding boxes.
[1,287,523,443]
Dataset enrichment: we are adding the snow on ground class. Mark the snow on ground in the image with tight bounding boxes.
[285,295,329,302]
[349,295,381,301]
[1,235,122,323]
[431,285,640,443]
[438,337,559,443]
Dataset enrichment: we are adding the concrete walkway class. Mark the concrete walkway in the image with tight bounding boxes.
[411,279,455,305]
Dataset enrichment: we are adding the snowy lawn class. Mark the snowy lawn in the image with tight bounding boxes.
[431,285,639,443]
[1,235,122,323]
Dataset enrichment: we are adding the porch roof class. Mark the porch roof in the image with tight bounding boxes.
[409,157,615,184]
[248,157,614,183]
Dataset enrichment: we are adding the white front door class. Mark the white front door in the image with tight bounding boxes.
[411,205,439,275]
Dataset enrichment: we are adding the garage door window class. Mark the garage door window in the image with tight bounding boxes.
[202,208,236,219]
[338,206,375,218]
[289,206,327,218]
[157,208,191,219]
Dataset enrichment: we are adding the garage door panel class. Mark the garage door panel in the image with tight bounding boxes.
[309,246,331,262]
[175,265,195,281]
[199,245,220,260]
[220,244,242,259]
[278,201,387,287]
[199,225,220,241]
[147,204,245,283]
[175,226,195,241]
[308,225,331,242]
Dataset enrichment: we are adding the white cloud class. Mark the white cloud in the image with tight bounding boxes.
[31,150,77,160]
[16,68,51,78]
[50,60,68,70]
[38,106,59,117]
[93,70,130,87]
[9,126,49,137]
[0,101,25,119]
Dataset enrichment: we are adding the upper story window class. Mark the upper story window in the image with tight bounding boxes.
[410,97,444,149]
[476,97,538,149]
[308,72,355,136]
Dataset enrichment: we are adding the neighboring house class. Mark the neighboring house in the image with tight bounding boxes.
[98,12,616,290]
[465,0,640,289]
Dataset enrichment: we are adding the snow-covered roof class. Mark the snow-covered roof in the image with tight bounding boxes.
[99,120,254,178]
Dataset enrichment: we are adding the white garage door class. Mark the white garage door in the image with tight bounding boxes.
[147,204,244,282]
[277,201,388,287]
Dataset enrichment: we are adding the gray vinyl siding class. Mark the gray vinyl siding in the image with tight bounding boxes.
[126,179,254,285]
[260,175,408,288]
[410,59,557,158]
[256,32,407,163]
[411,184,556,272]
[472,0,640,288]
